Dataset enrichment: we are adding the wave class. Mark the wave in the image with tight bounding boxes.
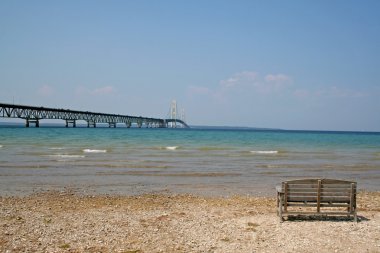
[49,147,64,150]
[250,150,278,154]
[0,145,3,148]
[165,146,179,150]
[48,154,86,158]
[83,149,107,153]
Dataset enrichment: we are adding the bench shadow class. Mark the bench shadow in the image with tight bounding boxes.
[285,215,370,222]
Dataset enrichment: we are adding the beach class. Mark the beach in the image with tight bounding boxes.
[1,190,379,252]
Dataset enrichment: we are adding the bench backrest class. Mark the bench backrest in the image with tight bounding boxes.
[282,178,356,206]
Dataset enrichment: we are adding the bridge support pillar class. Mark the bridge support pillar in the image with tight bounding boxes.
[109,122,116,128]
[65,119,76,128]
[26,119,39,127]
[126,122,131,128]
[87,121,96,128]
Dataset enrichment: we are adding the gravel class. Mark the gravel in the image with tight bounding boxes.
[1,191,379,252]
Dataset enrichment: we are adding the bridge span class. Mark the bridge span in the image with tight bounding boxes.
[0,103,189,128]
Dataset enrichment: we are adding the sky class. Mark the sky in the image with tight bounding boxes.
[1,0,379,131]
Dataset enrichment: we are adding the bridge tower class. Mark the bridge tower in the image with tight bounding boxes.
[180,109,186,123]
[170,100,178,128]
[167,100,188,128]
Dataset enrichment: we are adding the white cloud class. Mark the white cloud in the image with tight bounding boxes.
[265,74,291,83]
[186,71,293,106]
[38,85,54,96]
[219,71,292,94]
[187,71,294,105]
[220,71,258,89]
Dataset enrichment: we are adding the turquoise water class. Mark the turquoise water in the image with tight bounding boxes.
[0,127,379,196]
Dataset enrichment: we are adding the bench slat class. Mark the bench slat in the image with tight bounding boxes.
[286,184,318,187]
[282,211,355,216]
[286,190,352,196]
[287,184,354,189]
[320,179,356,184]
[288,196,351,201]
[287,203,350,208]
[287,192,318,196]
[322,183,354,187]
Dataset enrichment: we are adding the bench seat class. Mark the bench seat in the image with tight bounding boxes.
[276,178,357,222]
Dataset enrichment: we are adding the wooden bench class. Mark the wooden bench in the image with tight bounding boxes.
[276,178,357,222]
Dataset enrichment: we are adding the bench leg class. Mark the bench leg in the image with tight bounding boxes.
[278,194,284,222]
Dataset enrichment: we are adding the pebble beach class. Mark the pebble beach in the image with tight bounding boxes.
[1,190,379,252]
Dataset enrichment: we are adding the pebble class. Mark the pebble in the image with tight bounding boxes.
[0,191,379,252]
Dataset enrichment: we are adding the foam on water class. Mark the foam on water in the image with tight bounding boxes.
[0,145,3,148]
[250,150,278,154]
[166,146,179,150]
[83,149,107,153]
[48,154,86,158]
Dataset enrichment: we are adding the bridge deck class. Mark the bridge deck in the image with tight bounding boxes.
[0,103,189,128]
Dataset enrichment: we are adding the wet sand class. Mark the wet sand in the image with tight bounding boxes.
[1,190,379,252]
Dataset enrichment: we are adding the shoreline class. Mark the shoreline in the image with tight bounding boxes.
[1,190,379,252]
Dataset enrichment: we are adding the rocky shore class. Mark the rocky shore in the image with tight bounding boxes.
[1,191,379,252]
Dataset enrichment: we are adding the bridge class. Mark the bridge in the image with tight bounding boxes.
[0,103,189,128]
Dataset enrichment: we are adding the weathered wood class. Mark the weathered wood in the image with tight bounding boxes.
[276,178,357,222]
[282,211,357,216]
[287,203,350,208]
[287,196,351,201]
[284,182,288,213]
[317,180,321,213]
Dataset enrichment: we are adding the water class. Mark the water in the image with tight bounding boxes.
[0,126,379,196]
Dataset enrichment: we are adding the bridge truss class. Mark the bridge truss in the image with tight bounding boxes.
[0,103,189,128]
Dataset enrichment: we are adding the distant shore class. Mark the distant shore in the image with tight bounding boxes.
[1,190,379,252]
[2,121,380,133]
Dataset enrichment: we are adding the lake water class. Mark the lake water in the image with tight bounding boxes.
[0,126,379,196]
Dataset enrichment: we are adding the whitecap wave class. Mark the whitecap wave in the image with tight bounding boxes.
[0,145,3,148]
[49,147,64,150]
[48,154,85,158]
[166,146,178,150]
[250,150,278,154]
[83,149,107,153]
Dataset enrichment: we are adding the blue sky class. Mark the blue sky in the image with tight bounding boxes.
[1,0,379,131]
